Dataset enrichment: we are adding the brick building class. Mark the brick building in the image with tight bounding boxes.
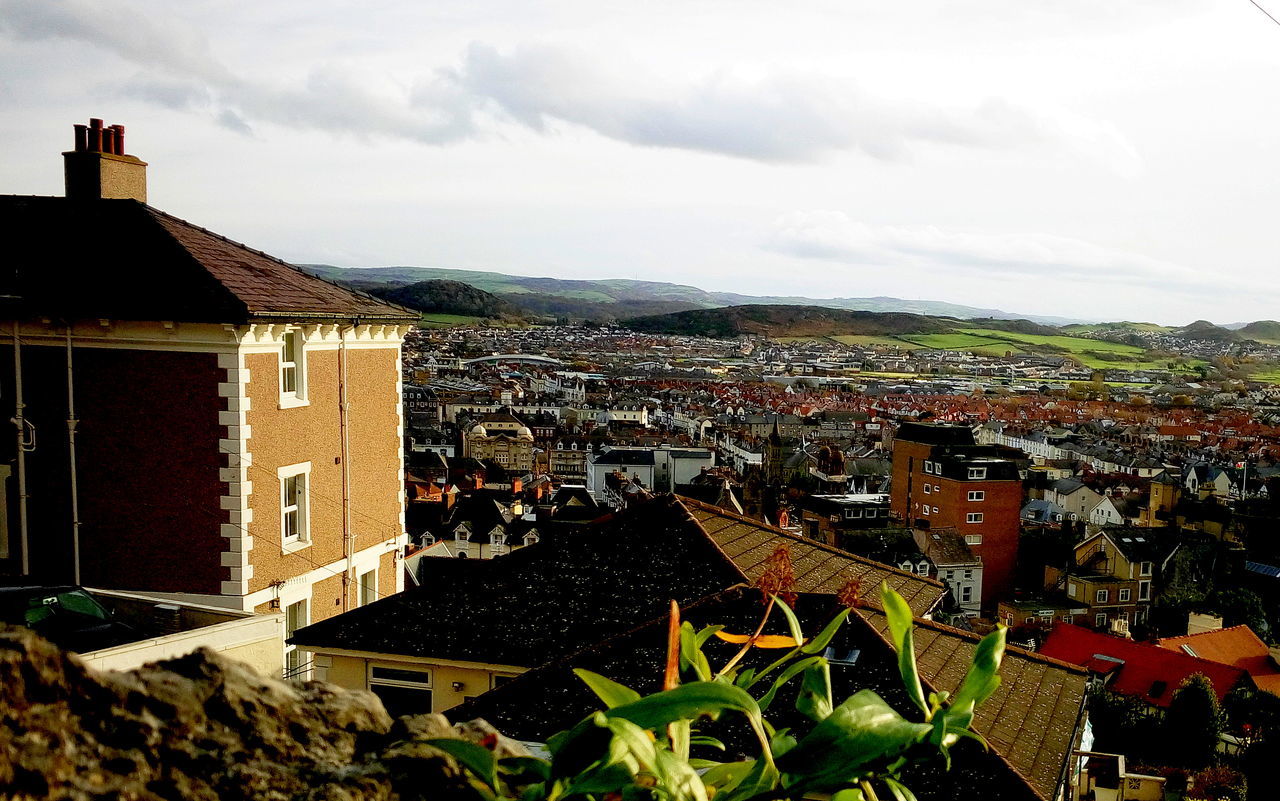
[0,120,418,673]
[890,422,1024,610]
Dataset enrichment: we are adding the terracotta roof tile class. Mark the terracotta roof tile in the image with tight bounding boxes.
[680,497,947,616]
[860,609,1088,801]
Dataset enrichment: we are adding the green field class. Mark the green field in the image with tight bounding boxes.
[827,334,923,349]
[417,313,488,328]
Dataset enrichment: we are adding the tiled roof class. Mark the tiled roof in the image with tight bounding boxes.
[681,497,947,616]
[1040,623,1250,708]
[1158,625,1280,694]
[0,196,417,323]
[859,610,1088,801]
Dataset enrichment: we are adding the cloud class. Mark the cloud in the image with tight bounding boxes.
[0,0,1139,169]
[447,43,1140,169]
[765,211,1255,300]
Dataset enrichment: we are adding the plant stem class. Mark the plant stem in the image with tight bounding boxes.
[717,596,776,679]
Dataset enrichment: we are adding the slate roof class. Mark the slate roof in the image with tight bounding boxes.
[1040,623,1251,708]
[680,497,947,616]
[858,610,1088,800]
[0,196,417,323]
[896,422,977,447]
[593,448,657,466]
[452,589,1056,801]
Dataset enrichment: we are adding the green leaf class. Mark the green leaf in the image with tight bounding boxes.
[774,594,806,644]
[947,627,1006,729]
[716,756,781,801]
[795,660,834,722]
[699,760,754,792]
[800,607,853,655]
[734,667,758,687]
[680,621,713,681]
[653,747,710,801]
[884,776,920,801]
[777,690,932,794]
[695,624,726,648]
[574,668,642,709]
[421,738,498,790]
[601,713,659,771]
[497,756,551,783]
[606,681,762,731]
[690,735,726,751]
[831,789,865,801]
[880,582,928,716]
[756,655,824,712]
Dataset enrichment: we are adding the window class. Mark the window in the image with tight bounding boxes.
[960,585,972,602]
[1096,589,1109,603]
[900,562,913,572]
[933,484,940,493]
[280,330,307,407]
[1096,613,1107,627]
[1139,561,1154,577]
[967,490,985,502]
[922,506,930,516]
[1118,588,1131,603]
[279,463,311,549]
[284,599,309,676]
[966,512,984,523]
[965,534,983,545]
[1026,617,1036,624]
[359,569,378,607]
[923,484,932,495]
[917,561,930,575]
[968,467,987,480]
[932,506,939,515]
[924,461,934,475]
[845,508,864,518]
[368,664,433,717]
[1068,582,1078,598]
[523,532,540,547]
[963,569,973,579]
[1138,580,1151,601]
[1063,615,1074,625]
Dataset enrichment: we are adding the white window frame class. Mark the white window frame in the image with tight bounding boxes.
[1118,588,1131,603]
[1063,615,1073,625]
[965,534,983,545]
[960,585,973,602]
[968,467,987,480]
[1138,580,1151,601]
[1139,561,1154,577]
[1068,582,1078,597]
[923,484,932,495]
[966,512,983,523]
[284,598,310,676]
[279,462,312,553]
[967,490,985,501]
[1096,589,1109,603]
[1095,613,1107,627]
[922,505,930,516]
[923,461,934,475]
[279,329,309,409]
[359,567,378,607]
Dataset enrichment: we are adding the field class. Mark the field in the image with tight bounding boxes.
[416,313,511,328]
[826,334,923,348]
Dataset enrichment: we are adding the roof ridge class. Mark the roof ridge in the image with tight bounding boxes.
[141,203,418,319]
[676,495,945,590]
[861,609,1088,675]
[1050,623,1251,676]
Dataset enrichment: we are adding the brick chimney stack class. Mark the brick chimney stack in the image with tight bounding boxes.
[63,117,148,202]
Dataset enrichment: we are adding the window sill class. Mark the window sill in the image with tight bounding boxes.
[279,394,310,410]
[282,538,312,554]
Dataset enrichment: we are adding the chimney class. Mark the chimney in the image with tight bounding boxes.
[63,117,148,202]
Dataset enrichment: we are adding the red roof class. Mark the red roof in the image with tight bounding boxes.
[1158,625,1280,695]
[1040,623,1248,707]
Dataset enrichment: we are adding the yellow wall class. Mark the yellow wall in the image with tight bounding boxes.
[312,650,524,714]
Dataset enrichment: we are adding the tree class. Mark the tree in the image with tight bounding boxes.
[1162,674,1223,768]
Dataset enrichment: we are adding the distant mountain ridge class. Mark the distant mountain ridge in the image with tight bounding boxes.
[299,264,1089,325]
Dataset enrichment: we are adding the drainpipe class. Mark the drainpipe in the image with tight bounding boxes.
[66,326,81,585]
[11,321,29,575]
[339,323,354,611]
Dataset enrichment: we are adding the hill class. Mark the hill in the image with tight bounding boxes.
[299,264,1087,325]
[361,279,523,320]
[621,305,957,338]
[1175,320,1241,342]
[1238,320,1280,344]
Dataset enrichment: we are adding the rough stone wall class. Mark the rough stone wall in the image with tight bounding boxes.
[0,626,524,800]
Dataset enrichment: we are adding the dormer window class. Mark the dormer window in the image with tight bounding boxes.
[967,467,987,480]
[523,532,540,547]
[490,532,505,546]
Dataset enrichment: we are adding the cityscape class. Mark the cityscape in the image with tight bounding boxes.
[6,3,1280,801]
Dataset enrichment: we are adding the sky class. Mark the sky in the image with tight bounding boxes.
[2,1,1280,325]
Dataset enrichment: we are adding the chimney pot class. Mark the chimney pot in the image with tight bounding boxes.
[88,119,103,152]
[111,124,125,155]
[73,124,88,152]
[101,126,115,155]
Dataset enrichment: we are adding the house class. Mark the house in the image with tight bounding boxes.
[288,494,947,714]
[795,493,892,545]
[891,422,1024,608]
[463,410,535,473]
[453,587,1088,801]
[585,445,714,503]
[913,528,983,615]
[1158,625,1280,695]
[0,120,417,676]
[1045,531,1177,632]
[1040,623,1251,709]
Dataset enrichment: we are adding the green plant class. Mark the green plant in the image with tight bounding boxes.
[429,582,1007,800]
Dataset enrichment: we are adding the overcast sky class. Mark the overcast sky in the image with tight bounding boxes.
[3,1,1280,325]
